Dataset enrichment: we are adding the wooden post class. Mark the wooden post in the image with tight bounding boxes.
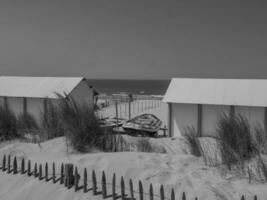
[230,105,235,120]
[39,164,42,180]
[102,171,107,198]
[121,176,125,200]
[149,184,154,200]
[171,189,175,200]
[112,173,116,200]
[27,160,31,176]
[2,155,6,171]
[34,163,38,177]
[139,180,143,200]
[167,103,172,137]
[115,101,119,126]
[129,179,134,200]
[7,155,11,173]
[52,162,56,183]
[13,157,17,174]
[241,195,245,200]
[74,167,79,192]
[254,195,257,200]
[92,170,97,195]
[197,104,202,136]
[83,168,87,193]
[60,163,64,184]
[182,192,186,200]
[65,164,74,189]
[45,163,48,182]
[23,97,27,116]
[21,158,25,174]
[128,99,131,120]
[160,185,164,200]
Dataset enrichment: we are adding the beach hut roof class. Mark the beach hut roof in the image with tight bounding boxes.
[163,78,267,107]
[0,76,85,99]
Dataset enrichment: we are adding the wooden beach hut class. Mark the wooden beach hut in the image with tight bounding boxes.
[164,78,267,137]
[0,76,97,123]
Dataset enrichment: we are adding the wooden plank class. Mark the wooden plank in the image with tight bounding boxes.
[197,104,202,136]
[168,103,172,137]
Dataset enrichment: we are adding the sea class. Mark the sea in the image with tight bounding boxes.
[88,79,170,95]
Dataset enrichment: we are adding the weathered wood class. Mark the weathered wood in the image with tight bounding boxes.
[74,167,79,192]
[139,180,143,200]
[92,170,97,195]
[60,163,64,184]
[171,189,175,200]
[121,176,125,200]
[21,158,25,174]
[160,185,164,200]
[34,163,38,177]
[52,162,56,183]
[129,179,134,200]
[7,155,11,173]
[65,164,74,188]
[13,157,17,174]
[27,160,31,176]
[83,168,87,193]
[39,164,42,180]
[45,163,48,182]
[182,192,186,200]
[149,184,154,200]
[241,195,245,200]
[112,173,116,200]
[2,155,6,171]
[102,171,107,198]
[197,104,202,136]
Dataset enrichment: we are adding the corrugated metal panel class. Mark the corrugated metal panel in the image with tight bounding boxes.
[163,78,267,107]
[0,76,84,98]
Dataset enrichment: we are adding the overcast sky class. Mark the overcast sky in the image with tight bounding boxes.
[0,0,266,80]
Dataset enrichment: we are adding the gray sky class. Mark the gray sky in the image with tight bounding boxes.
[0,0,267,80]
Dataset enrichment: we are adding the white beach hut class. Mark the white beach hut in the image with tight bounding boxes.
[163,78,267,137]
[0,76,97,122]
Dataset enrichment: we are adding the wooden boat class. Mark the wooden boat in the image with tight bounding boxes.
[99,117,126,128]
[122,114,162,136]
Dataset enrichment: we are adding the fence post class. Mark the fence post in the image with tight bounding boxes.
[254,195,257,200]
[74,167,79,192]
[160,185,164,200]
[149,184,154,200]
[121,176,125,200]
[83,168,87,193]
[2,155,6,171]
[52,162,56,183]
[171,189,175,200]
[112,173,116,200]
[60,163,64,184]
[13,157,17,174]
[102,171,107,198]
[182,192,186,200]
[34,163,38,178]
[139,180,143,200]
[39,164,42,180]
[241,195,245,200]
[64,164,74,188]
[7,155,11,173]
[128,99,131,120]
[21,158,25,174]
[92,170,97,195]
[27,160,31,176]
[129,179,134,200]
[45,163,48,182]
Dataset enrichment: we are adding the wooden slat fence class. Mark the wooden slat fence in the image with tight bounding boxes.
[0,154,258,200]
